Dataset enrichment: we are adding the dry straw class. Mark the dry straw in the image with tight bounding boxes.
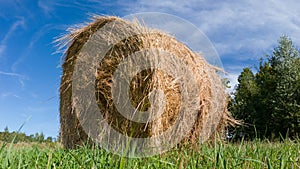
[58,15,235,149]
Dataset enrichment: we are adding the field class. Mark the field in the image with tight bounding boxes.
[0,139,299,169]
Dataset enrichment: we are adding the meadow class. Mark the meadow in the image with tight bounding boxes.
[0,139,299,169]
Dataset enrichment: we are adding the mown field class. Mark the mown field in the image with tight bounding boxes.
[0,139,299,169]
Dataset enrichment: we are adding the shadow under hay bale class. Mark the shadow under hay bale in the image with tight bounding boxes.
[59,16,235,149]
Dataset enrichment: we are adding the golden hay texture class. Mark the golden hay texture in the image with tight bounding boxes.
[59,16,234,149]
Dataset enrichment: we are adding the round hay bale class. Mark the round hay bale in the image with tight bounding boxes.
[59,16,233,149]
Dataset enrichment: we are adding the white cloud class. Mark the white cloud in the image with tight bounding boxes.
[118,0,300,86]
[197,1,300,56]
[122,0,300,56]
[226,72,240,92]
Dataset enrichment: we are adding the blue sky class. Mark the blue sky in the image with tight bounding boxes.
[1,0,300,138]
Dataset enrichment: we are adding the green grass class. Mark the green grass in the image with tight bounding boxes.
[0,139,299,169]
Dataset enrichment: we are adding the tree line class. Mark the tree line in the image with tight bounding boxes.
[229,36,300,141]
[0,126,55,143]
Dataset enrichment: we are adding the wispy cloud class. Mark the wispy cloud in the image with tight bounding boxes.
[0,71,24,78]
[0,45,5,55]
[0,18,25,57]
[0,92,21,99]
[12,24,54,72]
[1,18,25,43]
[38,0,55,17]
[0,71,27,88]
